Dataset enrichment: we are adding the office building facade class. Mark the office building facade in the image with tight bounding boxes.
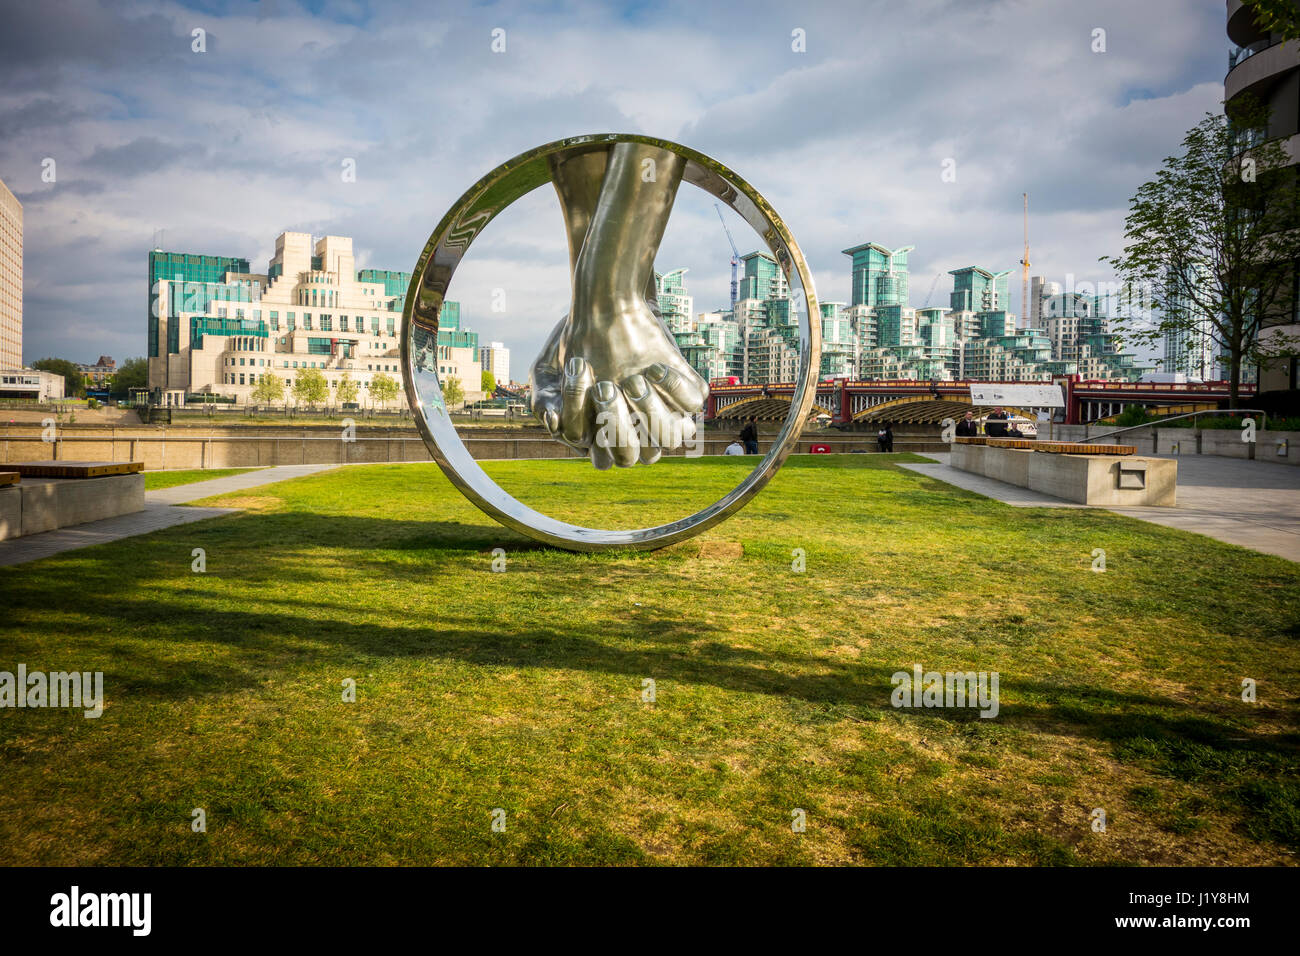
[480,341,511,387]
[950,266,1011,314]
[843,243,912,309]
[661,241,1148,388]
[654,269,694,334]
[147,232,488,406]
[77,355,116,388]
[0,177,21,369]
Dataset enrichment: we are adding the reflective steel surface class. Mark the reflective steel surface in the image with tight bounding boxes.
[401,133,821,551]
[530,143,707,469]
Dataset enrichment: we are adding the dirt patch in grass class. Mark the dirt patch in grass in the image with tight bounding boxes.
[207,496,281,510]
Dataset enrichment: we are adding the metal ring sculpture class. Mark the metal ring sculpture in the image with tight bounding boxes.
[401,134,821,551]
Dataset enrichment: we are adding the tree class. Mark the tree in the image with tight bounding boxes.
[292,367,328,408]
[442,375,464,410]
[250,373,285,406]
[336,371,359,406]
[111,357,148,396]
[1242,0,1300,41]
[31,358,85,398]
[481,369,497,394]
[370,372,399,408]
[1103,95,1300,406]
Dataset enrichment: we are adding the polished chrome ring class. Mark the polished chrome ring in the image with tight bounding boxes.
[401,133,821,551]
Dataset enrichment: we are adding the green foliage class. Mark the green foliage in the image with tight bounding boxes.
[1114,405,1150,427]
[1115,410,1300,430]
[369,372,399,407]
[1177,413,1300,430]
[291,367,328,408]
[1102,95,1300,404]
[1243,0,1300,41]
[111,357,148,395]
[250,373,285,406]
[31,357,85,397]
[442,375,464,409]
[335,372,359,406]
[481,369,497,394]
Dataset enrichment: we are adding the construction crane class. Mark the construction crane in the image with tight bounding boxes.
[921,272,943,308]
[714,203,740,314]
[1019,193,1031,330]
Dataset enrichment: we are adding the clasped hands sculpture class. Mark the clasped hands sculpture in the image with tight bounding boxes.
[529,144,710,469]
[402,134,817,548]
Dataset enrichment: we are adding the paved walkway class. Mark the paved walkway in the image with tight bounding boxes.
[0,503,237,567]
[899,457,1089,509]
[0,464,339,568]
[145,463,337,504]
[905,453,1300,562]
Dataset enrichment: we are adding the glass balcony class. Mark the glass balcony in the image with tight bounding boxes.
[1229,35,1284,72]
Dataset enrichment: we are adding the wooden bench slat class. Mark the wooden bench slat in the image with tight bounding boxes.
[7,461,145,478]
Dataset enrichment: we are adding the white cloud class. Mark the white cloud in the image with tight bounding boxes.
[0,0,1226,368]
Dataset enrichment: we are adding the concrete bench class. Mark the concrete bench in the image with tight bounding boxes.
[0,461,145,541]
[951,442,1176,506]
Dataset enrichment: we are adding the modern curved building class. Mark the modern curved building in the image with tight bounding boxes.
[1226,0,1300,391]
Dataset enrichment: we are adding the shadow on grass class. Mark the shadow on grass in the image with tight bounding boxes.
[4,505,1299,854]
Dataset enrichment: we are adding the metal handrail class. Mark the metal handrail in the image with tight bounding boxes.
[1084,409,1268,443]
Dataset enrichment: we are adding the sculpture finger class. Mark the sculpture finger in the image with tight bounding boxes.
[645,361,709,414]
[531,375,563,435]
[592,380,639,469]
[560,356,595,446]
[622,372,674,460]
[678,410,698,444]
[540,404,561,436]
[530,316,568,434]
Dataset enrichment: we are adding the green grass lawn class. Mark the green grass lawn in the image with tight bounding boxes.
[2,454,1297,865]
[144,468,263,491]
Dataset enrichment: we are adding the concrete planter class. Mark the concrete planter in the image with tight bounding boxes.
[951,443,1177,506]
[1256,430,1300,465]
[1056,423,1299,465]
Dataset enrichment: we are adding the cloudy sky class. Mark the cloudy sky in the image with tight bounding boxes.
[1,0,1226,370]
